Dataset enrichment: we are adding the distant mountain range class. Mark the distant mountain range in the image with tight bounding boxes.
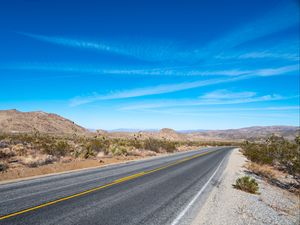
[0,110,299,141]
[184,126,300,141]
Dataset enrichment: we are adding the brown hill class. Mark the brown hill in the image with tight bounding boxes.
[0,109,88,135]
[158,128,185,140]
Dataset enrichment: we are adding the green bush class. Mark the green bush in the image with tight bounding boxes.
[242,135,300,180]
[109,144,128,156]
[233,176,259,194]
[242,141,273,164]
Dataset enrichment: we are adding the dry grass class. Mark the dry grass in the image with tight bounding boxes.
[246,162,279,180]
[20,155,56,168]
[246,162,300,194]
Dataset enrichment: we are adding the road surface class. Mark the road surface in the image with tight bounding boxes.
[0,147,233,225]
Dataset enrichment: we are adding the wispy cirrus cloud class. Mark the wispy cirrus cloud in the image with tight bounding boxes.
[18,32,180,62]
[2,62,295,106]
[1,63,298,77]
[68,64,298,106]
[10,1,299,111]
[134,106,300,117]
[200,89,256,100]
[69,76,244,106]
[198,3,299,58]
[238,52,299,61]
[252,64,299,77]
[16,2,299,64]
[119,91,287,111]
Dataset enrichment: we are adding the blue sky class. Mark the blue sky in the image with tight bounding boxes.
[0,0,299,130]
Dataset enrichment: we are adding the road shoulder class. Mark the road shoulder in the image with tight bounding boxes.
[192,149,299,225]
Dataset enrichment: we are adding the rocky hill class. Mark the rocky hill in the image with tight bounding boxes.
[0,109,89,135]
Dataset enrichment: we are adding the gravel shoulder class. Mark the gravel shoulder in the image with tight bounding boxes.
[192,148,300,225]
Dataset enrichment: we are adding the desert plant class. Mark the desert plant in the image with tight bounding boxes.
[109,144,128,156]
[233,176,259,194]
[161,140,177,152]
[82,145,95,159]
[12,144,26,156]
[242,135,300,181]
[143,138,161,152]
[87,138,110,154]
[54,140,70,156]
[0,148,15,158]
[0,162,8,172]
[21,155,55,167]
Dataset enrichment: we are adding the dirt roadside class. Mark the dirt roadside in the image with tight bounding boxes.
[192,149,299,225]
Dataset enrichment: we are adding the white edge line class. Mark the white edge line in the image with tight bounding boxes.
[170,156,227,225]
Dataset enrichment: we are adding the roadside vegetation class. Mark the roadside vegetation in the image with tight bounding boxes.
[241,135,300,193]
[233,176,259,194]
[0,132,238,179]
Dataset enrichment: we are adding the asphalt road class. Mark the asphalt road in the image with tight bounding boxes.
[0,147,233,225]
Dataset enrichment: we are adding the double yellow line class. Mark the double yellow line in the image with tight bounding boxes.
[0,150,212,220]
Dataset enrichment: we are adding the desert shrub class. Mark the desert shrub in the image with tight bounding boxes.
[54,140,70,156]
[0,162,8,172]
[277,139,300,178]
[242,135,300,180]
[0,148,15,158]
[143,138,161,153]
[142,138,178,153]
[233,176,259,194]
[82,145,96,159]
[87,138,110,154]
[22,155,55,167]
[73,149,81,158]
[161,140,177,152]
[131,137,143,149]
[242,141,273,164]
[12,144,26,156]
[109,144,128,156]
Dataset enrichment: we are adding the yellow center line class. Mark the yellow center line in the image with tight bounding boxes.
[0,150,214,220]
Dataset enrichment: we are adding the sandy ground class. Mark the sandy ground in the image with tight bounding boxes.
[192,149,300,225]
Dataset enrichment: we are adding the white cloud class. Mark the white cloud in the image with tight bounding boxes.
[200,90,256,100]
[3,63,297,78]
[68,64,298,106]
[197,3,299,58]
[69,76,243,106]
[253,65,299,76]
[120,93,285,111]
[134,106,300,117]
[239,52,299,61]
[18,32,179,62]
